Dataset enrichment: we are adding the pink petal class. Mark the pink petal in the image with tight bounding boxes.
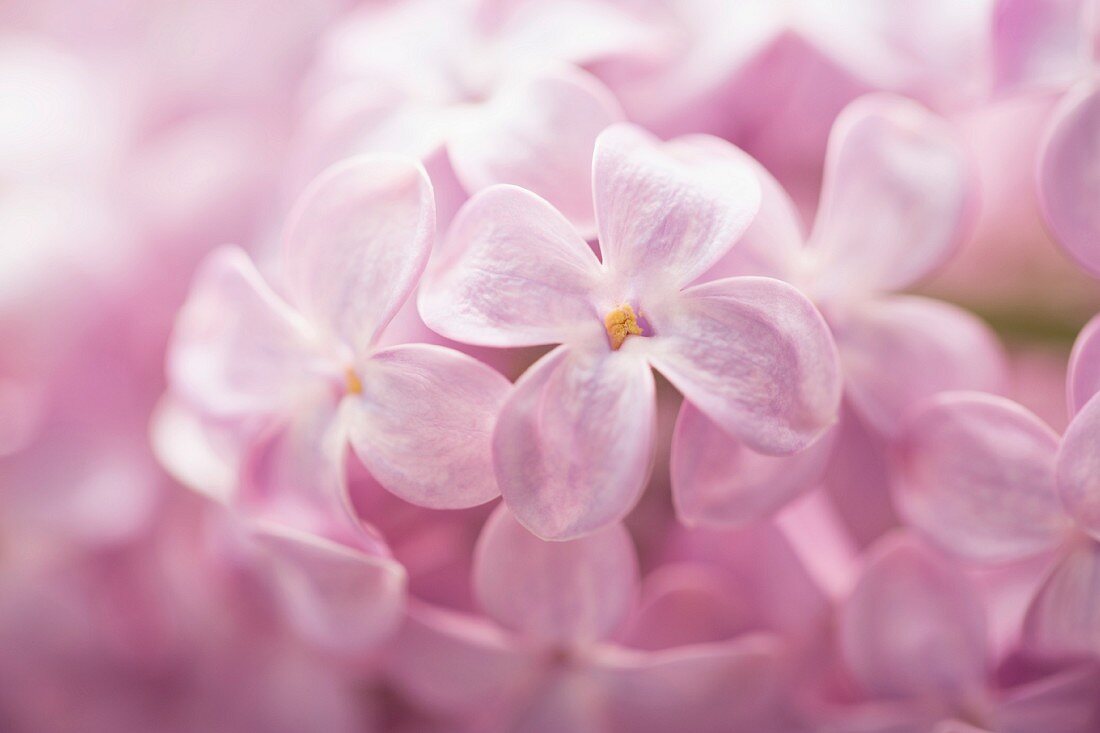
[822,406,900,549]
[808,94,974,297]
[494,346,656,540]
[616,563,758,650]
[1023,540,1100,659]
[802,1,991,108]
[997,662,1100,733]
[993,0,1092,92]
[664,523,832,641]
[1067,313,1100,417]
[593,123,761,289]
[1057,395,1100,539]
[835,295,1007,437]
[345,344,510,509]
[386,601,535,717]
[149,395,236,504]
[1038,81,1100,278]
[447,66,624,239]
[840,533,988,702]
[646,276,841,455]
[893,393,1069,562]
[282,154,435,355]
[473,504,639,644]
[418,185,605,348]
[236,387,379,555]
[245,521,407,655]
[168,246,317,420]
[670,400,835,527]
[696,134,806,282]
[594,634,787,733]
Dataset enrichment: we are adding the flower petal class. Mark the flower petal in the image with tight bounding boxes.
[646,276,841,455]
[473,504,638,644]
[1057,395,1100,540]
[835,295,1007,437]
[245,520,407,655]
[447,66,623,239]
[237,386,375,553]
[893,393,1068,562]
[1068,313,1100,417]
[695,135,806,282]
[993,0,1092,92]
[616,563,758,650]
[386,601,535,717]
[664,523,832,641]
[418,185,605,347]
[670,400,835,527]
[840,533,988,701]
[283,154,435,355]
[594,634,787,733]
[822,406,901,549]
[494,345,656,540]
[1039,81,1100,279]
[149,395,237,504]
[593,123,761,290]
[345,344,510,509]
[808,94,974,297]
[168,246,316,419]
[1023,541,1100,659]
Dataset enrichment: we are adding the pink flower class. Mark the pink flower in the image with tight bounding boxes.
[298,0,658,235]
[1037,81,1100,278]
[893,313,1100,660]
[419,123,842,540]
[822,532,1100,733]
[386,504,790,733]
[596,0,991,204]
[672,94,1005,529]
[160,154,516,651]
[992,0,1100,277]
[168,154,509,511]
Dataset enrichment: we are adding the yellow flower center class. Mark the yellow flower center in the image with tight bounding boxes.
[345,367,363,395]
[604,304,643,350]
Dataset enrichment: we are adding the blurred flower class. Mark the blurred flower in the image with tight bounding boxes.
[387,505,791,733]
[893,313,1100,659]
[822,533,1100,733]
[673,94,1005,533]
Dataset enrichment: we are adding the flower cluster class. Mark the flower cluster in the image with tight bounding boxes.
[3,1,1100,732]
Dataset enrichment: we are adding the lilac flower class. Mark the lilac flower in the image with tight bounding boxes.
[169,154,509,511]
[420,123,842,540]
[160,154,517,652]
[822,532,1100,733]
[299,0,659,234]
[672,94,1005,529]
[386,504,790,733]
[992,0,1100,277]
[893,313,1100,660]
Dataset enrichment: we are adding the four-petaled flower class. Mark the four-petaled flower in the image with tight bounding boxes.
[169,154,511,516]
[420,122,842,540]
[893,313,1100,660]
[671,94,1005,530]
